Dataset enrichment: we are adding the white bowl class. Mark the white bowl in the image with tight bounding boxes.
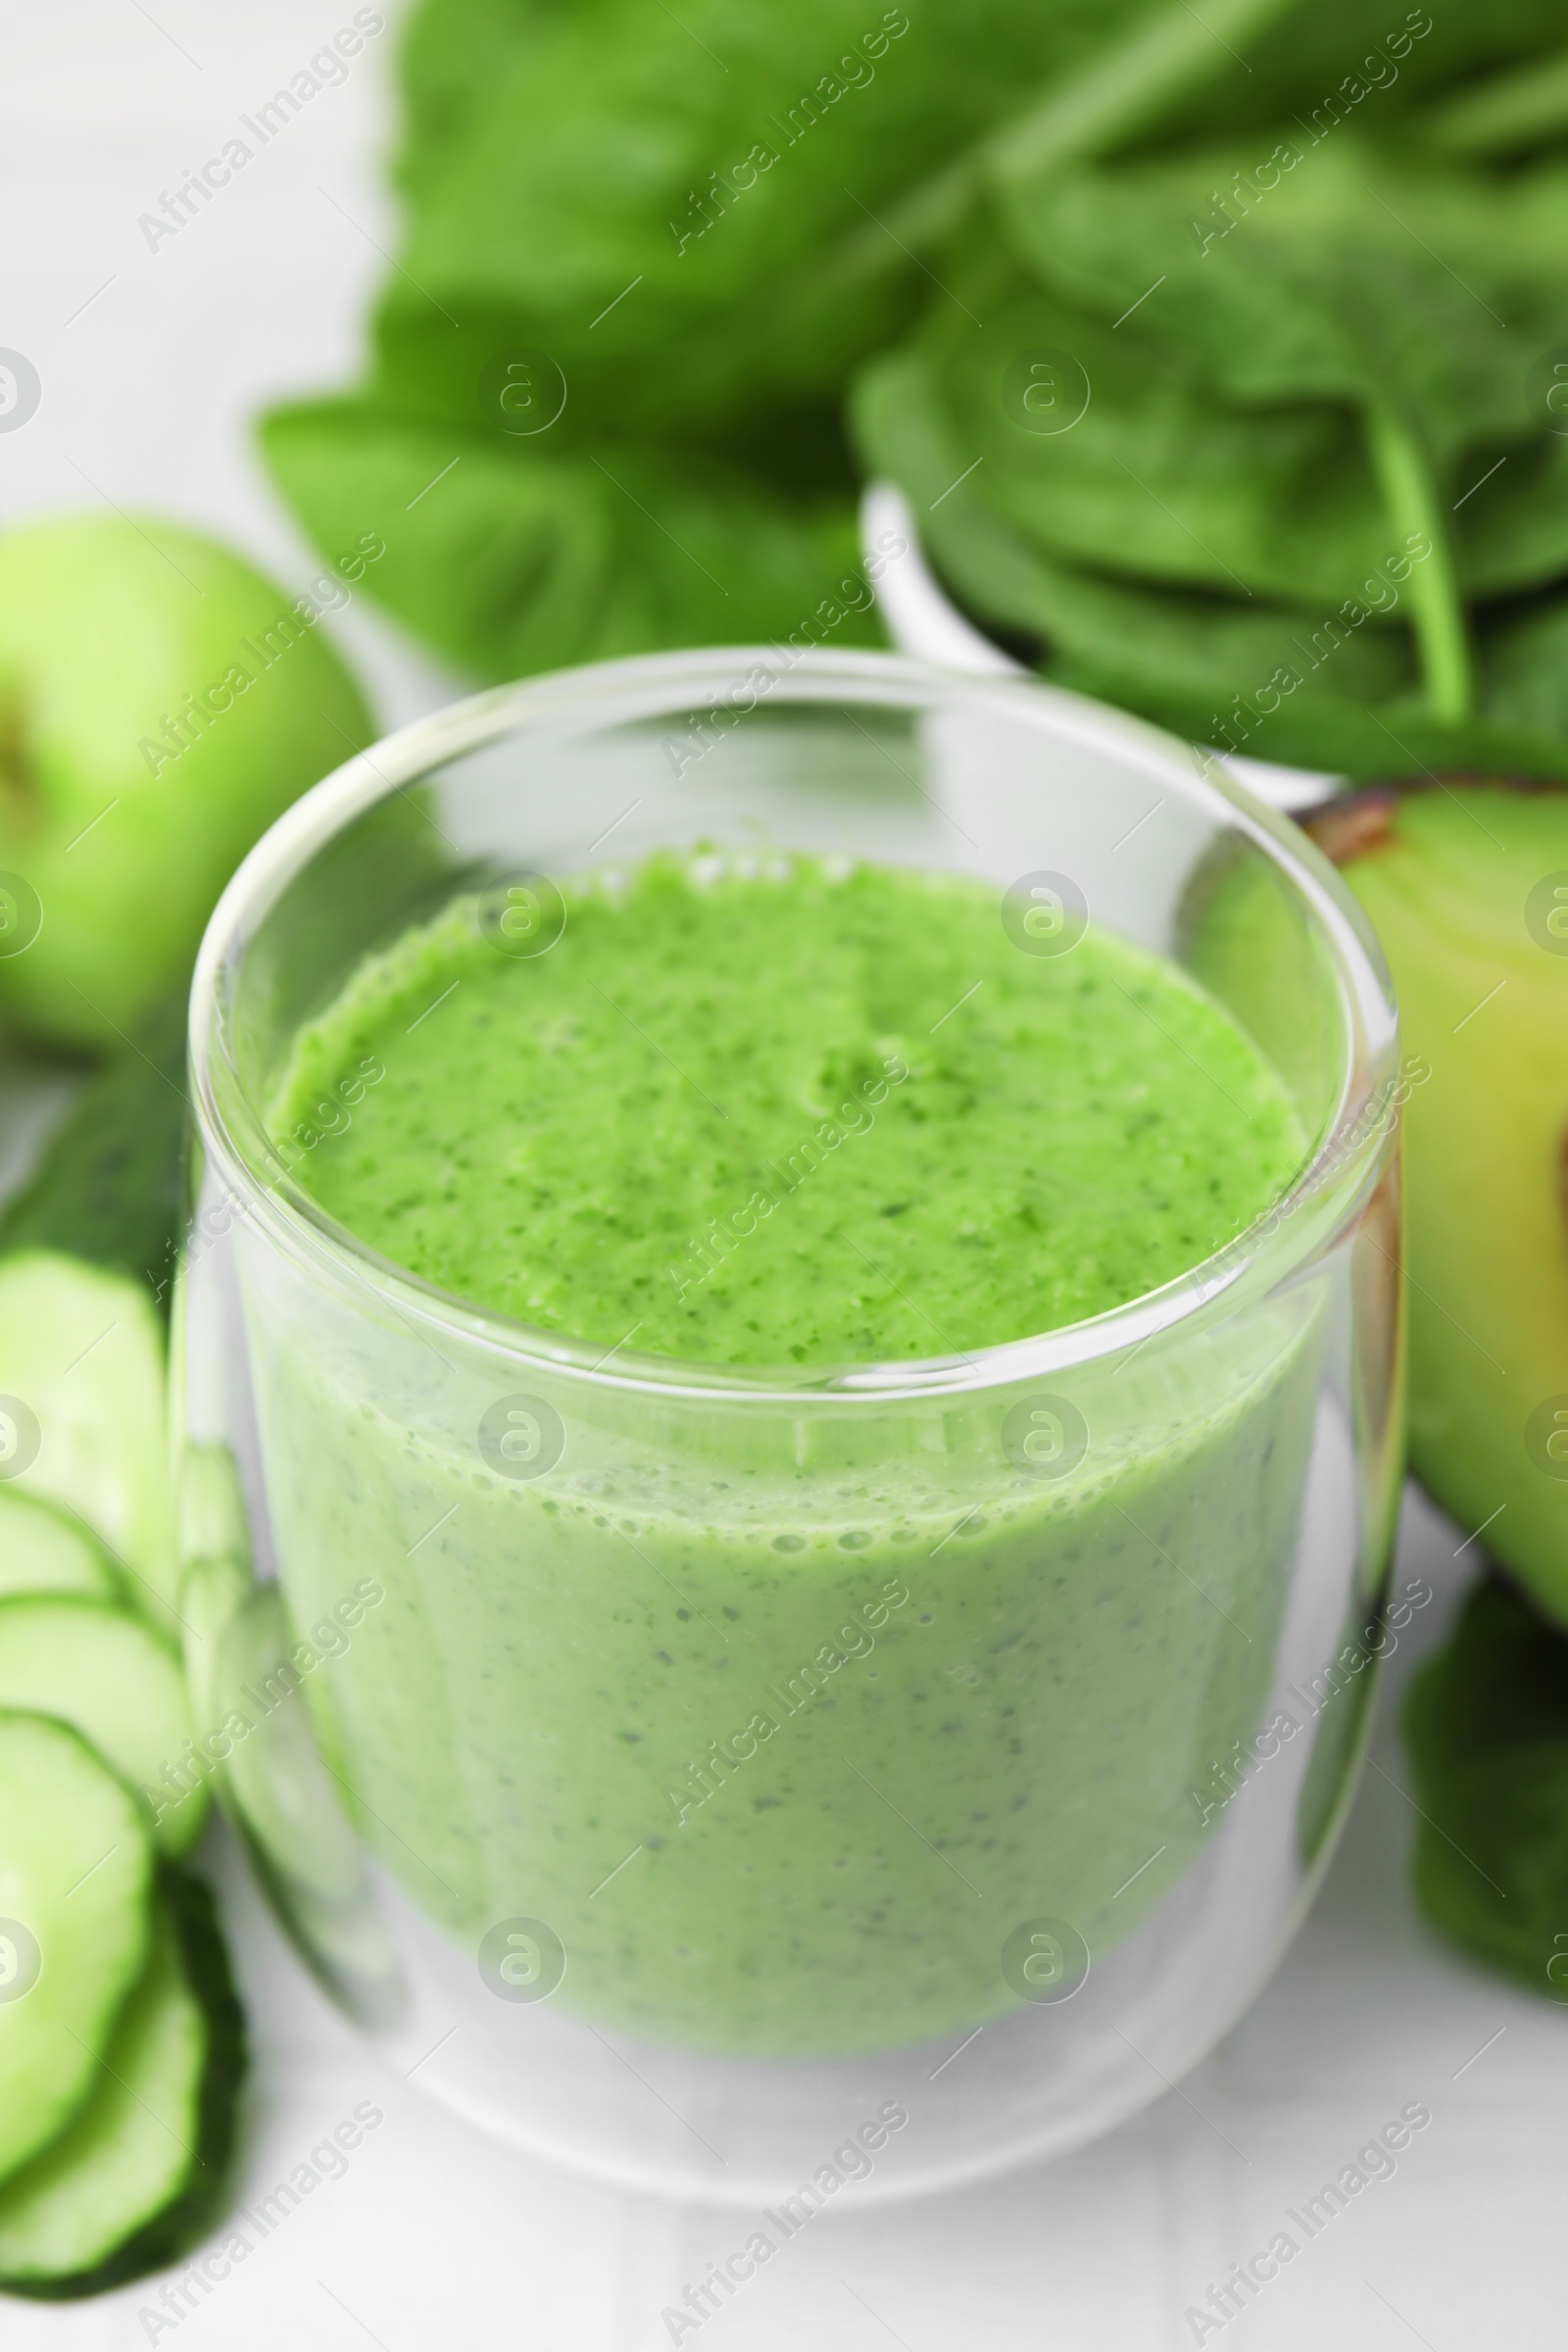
[860,481,1342,818]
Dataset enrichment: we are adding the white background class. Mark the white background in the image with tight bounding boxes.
[3,8,1566,2346]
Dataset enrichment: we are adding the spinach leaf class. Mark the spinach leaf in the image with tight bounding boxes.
[1425,42,1568,155]
[1106,0,1568,151]
[263,0,1568,719]
[853,343,1568,777]
[996,138,1568,720]
[368,0,1161,443]
[259,0,1337,674]
[1480,594,1568,744]
[908,246,1416,611]
[260,400,877,680]
[1404,1572,1568,2002]
[928,272,1568,612]
[998,138,1568,458]
[1454,441,1568,600]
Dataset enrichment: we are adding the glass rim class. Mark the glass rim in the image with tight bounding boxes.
[188,646,1399,1406]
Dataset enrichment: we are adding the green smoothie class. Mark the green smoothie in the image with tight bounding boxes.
[252,854,1318,2056]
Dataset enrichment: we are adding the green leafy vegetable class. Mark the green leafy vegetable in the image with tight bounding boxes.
[851,115,1568,772]
[263,0,1568,755]
[1405,1573,1568,2000]
[266,0,1168,670]
[851,339,1568,777]
[0,1007,186,1316]
[262,402,877,682]
[1426,43,1568,153]
[996,136,1568,698]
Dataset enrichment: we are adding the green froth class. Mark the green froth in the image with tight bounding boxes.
[270,854,1304,1362]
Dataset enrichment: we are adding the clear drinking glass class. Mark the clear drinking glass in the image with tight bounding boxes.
[180,649,1401,2205]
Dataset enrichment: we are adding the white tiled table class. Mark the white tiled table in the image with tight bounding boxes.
[4,11,1563,2344]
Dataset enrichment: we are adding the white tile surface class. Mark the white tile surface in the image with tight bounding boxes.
[4,9,1565,2346]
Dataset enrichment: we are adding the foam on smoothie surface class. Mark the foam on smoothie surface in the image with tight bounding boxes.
[270,854,1305,1361]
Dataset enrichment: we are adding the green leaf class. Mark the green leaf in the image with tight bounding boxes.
[907,218,1568,616]
[1404,1572,1568,2001]
[1096,1,1568,151]
[853,344,1568,777]
[998,137,1568,457]
[260,0,1330,674]
[264,0,1568,708]
[1424,42,1568,155]
[910,250,1403,609]
[994,135,1568,713]
[261,400,878,681]
[1480,593,1568,743]
[1453,437,1568,600]
[371,0,1160,440]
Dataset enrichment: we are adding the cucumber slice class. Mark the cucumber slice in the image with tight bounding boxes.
[175,1445,257,1789]
[176,1443,253,1577]
[0,1712,154,2188]
[0,1493,120,1603]
[0,1869,246,2299]
[217,1587,402,2023]
[0,1599,207,1856]
[0,1250,175,1633]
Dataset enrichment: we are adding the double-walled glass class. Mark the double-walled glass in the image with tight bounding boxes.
[180,651,1401,2204]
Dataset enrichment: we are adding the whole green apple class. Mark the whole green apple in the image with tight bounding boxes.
[0,511,376,1050]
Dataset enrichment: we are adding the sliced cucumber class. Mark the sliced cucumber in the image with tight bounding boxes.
[0,1712,154,2189]
[176,1442,253,1578]
[175,1445,257,1788]
[0,1493,120,1603]
[0,1869,246,2299]
[218,1587,401,2022]
[0,1250,175,1633]
[0,1599,207,1856]
[179,1552,253,1774]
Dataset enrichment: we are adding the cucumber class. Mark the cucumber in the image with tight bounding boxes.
[0,1493,121,1603]
[218,1587,401,2022]
[176,1443,253,1577]
[174,1444,256,1786]
[0,1250,176,1633]
[0,1712,155,2188]
[0,1869,246,2299]
[0,1598,207,1856]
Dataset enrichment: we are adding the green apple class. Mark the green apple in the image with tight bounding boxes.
[0,511,375,1051]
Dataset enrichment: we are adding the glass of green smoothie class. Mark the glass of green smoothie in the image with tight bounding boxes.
[182,649,1401,2205]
